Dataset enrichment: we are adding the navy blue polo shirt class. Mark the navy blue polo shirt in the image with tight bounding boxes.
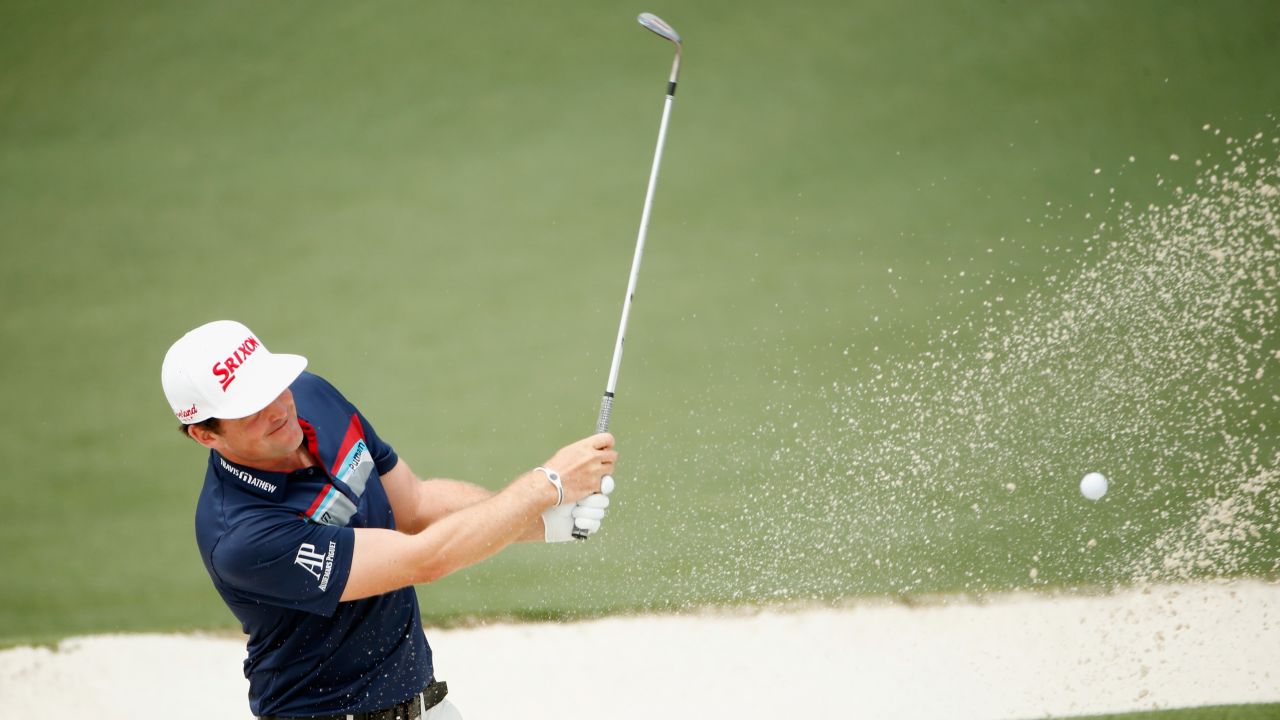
[194,372,432,717]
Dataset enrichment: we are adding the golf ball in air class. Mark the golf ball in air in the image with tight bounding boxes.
[1080,472,1108,500]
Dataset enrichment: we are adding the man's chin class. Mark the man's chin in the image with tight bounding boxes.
[272,422,304,450]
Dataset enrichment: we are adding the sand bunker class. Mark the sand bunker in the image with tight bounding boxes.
[2,581,1278,719]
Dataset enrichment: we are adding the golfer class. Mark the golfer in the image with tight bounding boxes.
[161,320,615,719]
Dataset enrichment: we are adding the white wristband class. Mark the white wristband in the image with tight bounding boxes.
[534,466,563,507]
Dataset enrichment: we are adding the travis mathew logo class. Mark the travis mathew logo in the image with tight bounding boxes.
[211,336,261,391]
[217,456,279,494]
[175,403,199,421]
[295,541,337,590]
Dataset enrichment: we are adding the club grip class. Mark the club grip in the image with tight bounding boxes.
[572,393,617,541]
[596,392,614,434]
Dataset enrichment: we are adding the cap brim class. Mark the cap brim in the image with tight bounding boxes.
[212,353,308,420]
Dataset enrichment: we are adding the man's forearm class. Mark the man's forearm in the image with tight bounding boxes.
[421,478,545,542]
[420,479,492,518]
[343,471,557,600]
[343,434,615,600]
[409,472,555,581]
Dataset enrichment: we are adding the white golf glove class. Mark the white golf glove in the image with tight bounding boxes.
[543,492,612,543]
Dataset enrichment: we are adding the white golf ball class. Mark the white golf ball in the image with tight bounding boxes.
[1080,472,1108,500]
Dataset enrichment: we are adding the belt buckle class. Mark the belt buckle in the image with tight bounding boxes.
[351,682,434,720]
[405,693,423,720]
[394,693,421,720]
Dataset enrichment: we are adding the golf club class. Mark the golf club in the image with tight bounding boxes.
[573,12,683,540]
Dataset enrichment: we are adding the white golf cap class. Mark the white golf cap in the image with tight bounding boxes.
[162,320,308,424]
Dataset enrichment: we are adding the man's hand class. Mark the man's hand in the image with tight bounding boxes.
[540,432,617,506]
[538,432,617,543]
[543,492,611,543]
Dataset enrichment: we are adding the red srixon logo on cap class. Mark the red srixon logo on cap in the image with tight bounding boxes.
[176,403,199,421]
[212,336,261,391]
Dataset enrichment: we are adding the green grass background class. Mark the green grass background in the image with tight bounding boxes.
[1,0,1278,661]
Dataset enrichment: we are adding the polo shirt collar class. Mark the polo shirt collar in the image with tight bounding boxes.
[209,451,290,502]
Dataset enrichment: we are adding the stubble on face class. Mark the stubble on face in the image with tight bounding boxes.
[213,389,307,472]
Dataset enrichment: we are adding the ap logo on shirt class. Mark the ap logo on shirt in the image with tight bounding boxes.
[294,541,337,590]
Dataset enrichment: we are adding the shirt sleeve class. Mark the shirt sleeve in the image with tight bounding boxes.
[210,513,355,617]
[355,408,398,474]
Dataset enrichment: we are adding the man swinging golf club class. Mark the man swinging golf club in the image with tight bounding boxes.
[162,11,681,717]
[162,319,615,719]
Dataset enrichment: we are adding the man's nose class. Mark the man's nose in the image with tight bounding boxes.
[264,393,290,421]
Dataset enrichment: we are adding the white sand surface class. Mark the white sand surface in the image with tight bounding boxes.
[2,581,1278,719]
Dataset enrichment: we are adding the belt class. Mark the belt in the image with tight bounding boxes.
[260,680,448,720]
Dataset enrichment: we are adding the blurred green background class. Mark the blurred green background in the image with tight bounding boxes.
[1,0,1278,645]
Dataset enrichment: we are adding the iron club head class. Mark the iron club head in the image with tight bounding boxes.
[637,12,682,88]
[638,13,681,46]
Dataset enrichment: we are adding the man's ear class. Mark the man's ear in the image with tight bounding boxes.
[187,423,219,449]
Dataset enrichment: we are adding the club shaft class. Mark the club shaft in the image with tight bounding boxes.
[574,82,676,541]
[601,91,675,411]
